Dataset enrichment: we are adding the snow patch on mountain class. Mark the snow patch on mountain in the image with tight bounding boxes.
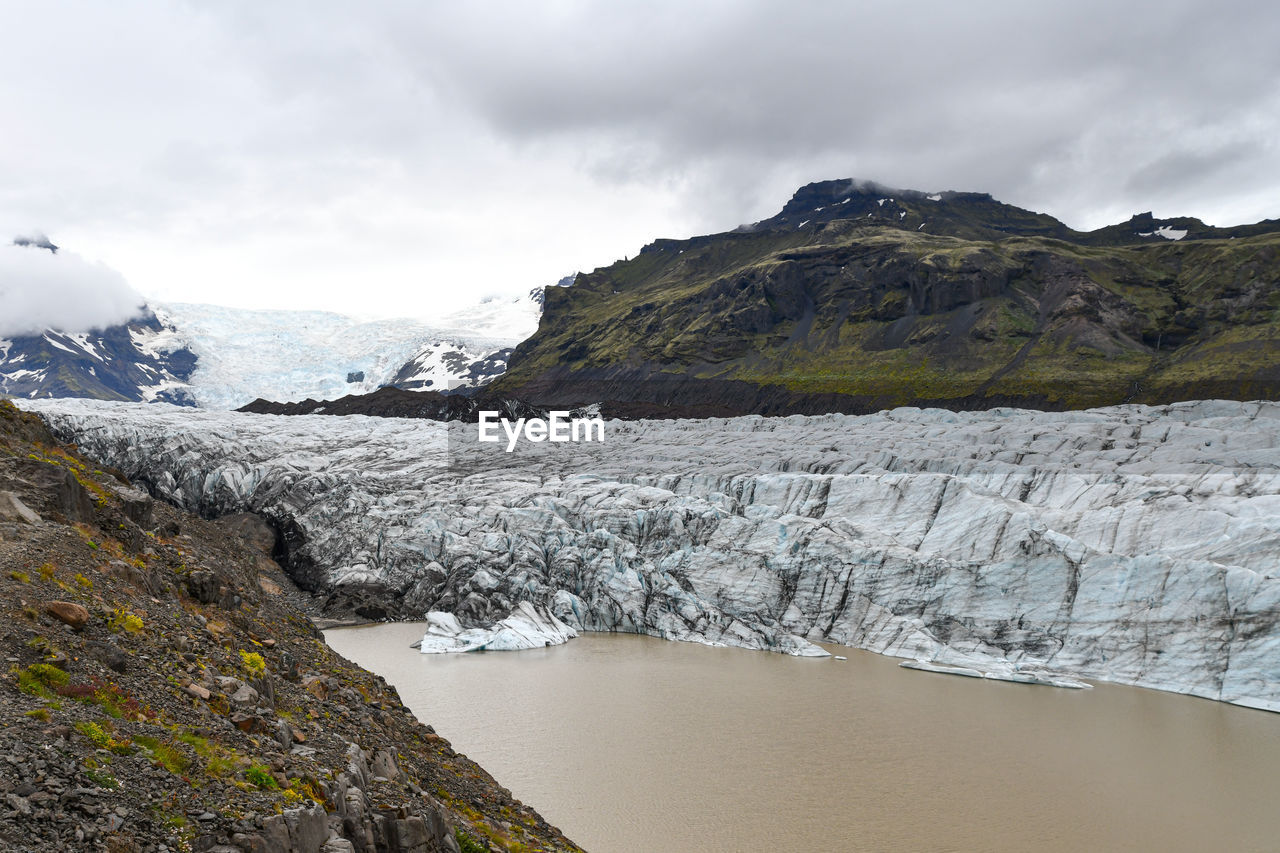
[1138,225,1189,241]
[0,313,197,404]
[24,398,1280,709]
[389,342,513,391]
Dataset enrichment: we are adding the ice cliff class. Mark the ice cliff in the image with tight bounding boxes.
[23,399,1280,710]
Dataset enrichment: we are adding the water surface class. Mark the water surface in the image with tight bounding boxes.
[326,625,1280,853]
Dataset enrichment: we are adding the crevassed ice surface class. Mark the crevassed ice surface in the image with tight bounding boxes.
[24,399,1280,710]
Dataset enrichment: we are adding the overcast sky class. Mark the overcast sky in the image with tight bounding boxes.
[2,0,1278,324]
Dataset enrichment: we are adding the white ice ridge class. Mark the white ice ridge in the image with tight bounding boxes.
[22,398,1280,708]
[414,602,578,653]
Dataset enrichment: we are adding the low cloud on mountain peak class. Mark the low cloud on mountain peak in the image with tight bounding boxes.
[0,238,145,337]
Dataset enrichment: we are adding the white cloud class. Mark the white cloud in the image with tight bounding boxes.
[0,1,1278,318]
[0,242,145,337]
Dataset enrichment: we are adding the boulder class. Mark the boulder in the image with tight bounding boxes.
[45,601,90,630]
[279,650,300,681]
[230,712,270,734]
[184,570,222,605]
[14,459,96,523]
[228,683,260,710]
[275,719,295,752]
[283,803,329,853]
[301,675,329,701]
[213,512,277,556]
[89,641,128,673]
[0,491,41,524]
[107,483,153,528]
[370,750,401,783]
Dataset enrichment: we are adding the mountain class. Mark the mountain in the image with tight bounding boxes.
[2,284,557,408]
[26,396,1280,711]
[492,179,1280,416]
[380,284,570,394]
[746,179,1280,245]
[0,309,198,405]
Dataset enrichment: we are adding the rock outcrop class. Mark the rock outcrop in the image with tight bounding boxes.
[25,398,1280,711]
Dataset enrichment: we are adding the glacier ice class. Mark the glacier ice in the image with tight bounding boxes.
[160,297,540,409]
[0,294,545,409]
[414,602,578,653]
[23,398,1280,709]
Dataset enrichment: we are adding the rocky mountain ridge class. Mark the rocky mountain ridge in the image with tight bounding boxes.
[492,179,1280,417]
[0,309,198,406]
[749,179,1280,245]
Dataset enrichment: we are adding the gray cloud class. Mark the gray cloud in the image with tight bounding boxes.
[0,1,1277,318]
[402,0,1280,229]
[0,241,145,337]
[13,232,58,253]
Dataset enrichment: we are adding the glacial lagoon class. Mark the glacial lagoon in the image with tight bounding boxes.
[326,625,1280,853]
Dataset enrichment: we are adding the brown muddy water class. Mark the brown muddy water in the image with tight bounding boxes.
[325,625,1280,853]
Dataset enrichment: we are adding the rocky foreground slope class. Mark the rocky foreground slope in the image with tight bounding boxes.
[0,399,581,853]
[25,398,1280,711]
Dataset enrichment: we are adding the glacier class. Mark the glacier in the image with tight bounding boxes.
[22,398,1280,710]
[161,294,541,409]
[0,293,545,409]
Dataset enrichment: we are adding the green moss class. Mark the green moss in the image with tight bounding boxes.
[133,734,191,775]
[238,650,266,676]
[74,721,132,754]
[245,764,278,790]
[61,679,154,721]
[15,663,70,698]
[205,755,236,778]
[84,768,120,789]
[108,607,144,634]
[455,829,488,853]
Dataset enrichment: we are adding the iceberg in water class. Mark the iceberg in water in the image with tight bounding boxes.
[415,602,578,654]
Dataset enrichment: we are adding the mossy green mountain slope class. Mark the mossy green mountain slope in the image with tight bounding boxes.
[496,181,1280,415]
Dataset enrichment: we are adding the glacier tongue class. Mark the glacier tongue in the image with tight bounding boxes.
[22,398,1280,709]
